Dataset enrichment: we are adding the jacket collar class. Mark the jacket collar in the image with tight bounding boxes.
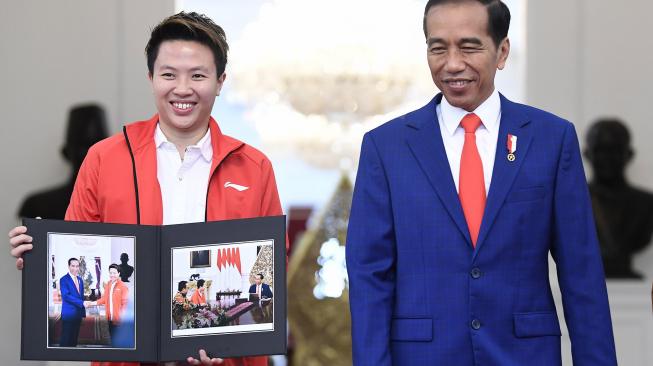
[124,114,244,167]
[122,115,245,225]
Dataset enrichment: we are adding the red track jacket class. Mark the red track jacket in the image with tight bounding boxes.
[66,114,282,366]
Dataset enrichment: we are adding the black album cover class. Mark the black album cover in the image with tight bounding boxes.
[21,216,286,362]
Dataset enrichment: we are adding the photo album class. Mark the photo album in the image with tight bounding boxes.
[21,216,286,362]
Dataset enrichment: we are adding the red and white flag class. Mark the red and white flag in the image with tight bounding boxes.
[507,134,517,154]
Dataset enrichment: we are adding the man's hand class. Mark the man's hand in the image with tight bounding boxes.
[186,349,223,365]
[9,226,33,270]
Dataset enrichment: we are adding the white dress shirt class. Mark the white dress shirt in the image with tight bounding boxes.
[436,89,502,194]
[155,124,213,225]
[108,280,116,320]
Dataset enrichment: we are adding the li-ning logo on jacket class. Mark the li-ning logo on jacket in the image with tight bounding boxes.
[224,181,249,192]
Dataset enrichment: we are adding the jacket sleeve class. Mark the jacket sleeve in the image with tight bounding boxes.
[550,122,617,365]
[65,146,101,222]
[96,284,107,306]
[346,133,395,366]
[121,285,129,308]
[258,158,283,217]
[258,157,289,257]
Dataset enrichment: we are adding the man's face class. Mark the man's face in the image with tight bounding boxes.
[68,260,80,276]
[149,40,225,137]
[425,2,510,111]
[181,286,188,295]
[255,275,262,286]
[109,268,120,282]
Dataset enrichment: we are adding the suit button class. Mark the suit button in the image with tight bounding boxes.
[471,319,481,330]
[470,267,481,279]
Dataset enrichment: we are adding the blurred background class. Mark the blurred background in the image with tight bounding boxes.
[1,0,652,365]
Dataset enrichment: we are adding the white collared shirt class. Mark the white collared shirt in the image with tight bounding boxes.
[155,124,213,225]
[109,280,116,320]
[436,89,501,194]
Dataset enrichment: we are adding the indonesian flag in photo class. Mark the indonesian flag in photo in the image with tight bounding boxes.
[217,249,222,271]
[220,248,227,291]
[226,248,233,290]
[229,247,236,288]
[235,247,242,274]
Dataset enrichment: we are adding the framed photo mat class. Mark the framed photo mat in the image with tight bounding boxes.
[21,216,287,362]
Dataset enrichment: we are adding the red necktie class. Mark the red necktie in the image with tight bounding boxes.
[459,113,486,247]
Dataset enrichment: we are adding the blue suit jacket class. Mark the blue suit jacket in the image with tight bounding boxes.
[249,283,273,299]
[60,273,86,321]
[346,94,617,366]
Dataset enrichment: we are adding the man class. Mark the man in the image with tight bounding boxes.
[10,11,282,366]
[59,257,86,347]
[87,264,129,347]
[346,1,617,365]
[173,281,195,311]
[248,274,273,302]
[191,279,208,306]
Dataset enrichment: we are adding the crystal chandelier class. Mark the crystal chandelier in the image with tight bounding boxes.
[229,0,435,170]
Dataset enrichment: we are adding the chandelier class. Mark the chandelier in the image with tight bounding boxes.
[229,0,435,170]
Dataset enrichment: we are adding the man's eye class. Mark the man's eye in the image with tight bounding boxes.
[430,47,446,54]
[461,47,481,53]
[161,73,174,78]
[192,74,206,79]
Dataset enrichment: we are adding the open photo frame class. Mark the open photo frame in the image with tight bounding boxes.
[21,216,286,362]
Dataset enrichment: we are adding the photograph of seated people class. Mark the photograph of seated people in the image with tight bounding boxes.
[248,274,273,304]
[170,243,274,337]
[59,257,86,347]
[9,10,283,366]
[85,264,129,347]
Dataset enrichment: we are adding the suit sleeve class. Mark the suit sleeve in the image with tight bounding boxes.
[550,123,617,365]
[346,133,395,366]
[65,146,101,222]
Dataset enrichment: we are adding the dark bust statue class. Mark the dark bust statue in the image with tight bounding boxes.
[118,252,135,282]
[18,104,108,219]
[584,118,653,279]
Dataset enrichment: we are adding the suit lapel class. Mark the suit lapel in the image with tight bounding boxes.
[405,95,473,247]
[473,95,533,259]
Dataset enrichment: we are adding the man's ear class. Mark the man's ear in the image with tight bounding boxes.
[497,37,510,70]
[216,73,227,96]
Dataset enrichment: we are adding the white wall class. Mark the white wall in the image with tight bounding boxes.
[528,1,653,365]
[0,1,174,365]
[527,0,653,278]
[527,0,653,189]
